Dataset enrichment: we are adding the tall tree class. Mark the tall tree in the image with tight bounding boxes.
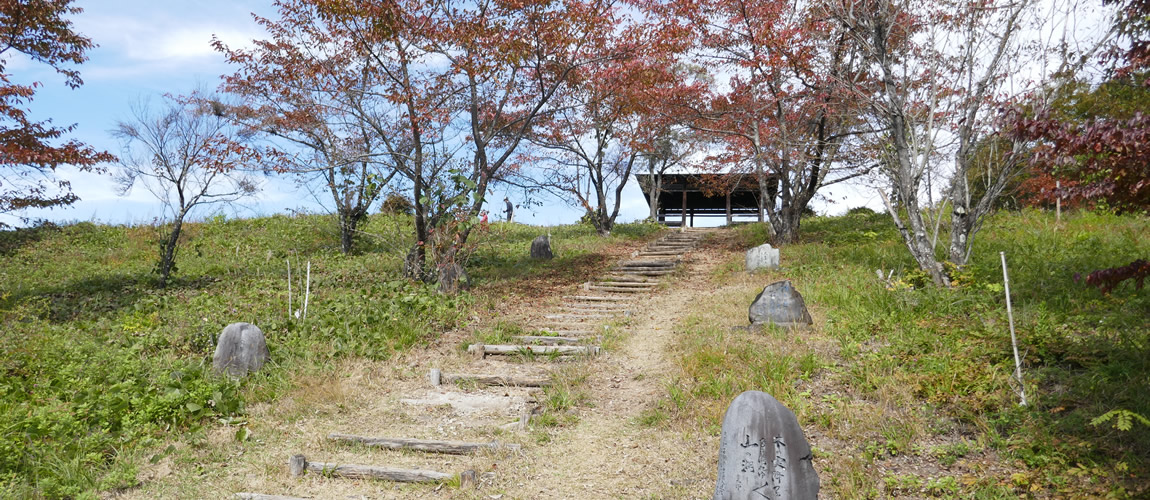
[525,9,687,235]
[827,0,1047,284]
[221,0,611,291]
[214,1,401,254]
[677,0,868,243]
[1012,0,1147,213]
[113,95,258,287]
[0,0,114,225]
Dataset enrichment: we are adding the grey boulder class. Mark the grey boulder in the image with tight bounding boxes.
[749,280,813,327]
[714,390,819,500]
[212,322,270,378]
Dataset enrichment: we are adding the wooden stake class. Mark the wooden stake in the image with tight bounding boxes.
[460,470,478,490]
[1000,252,1027,406]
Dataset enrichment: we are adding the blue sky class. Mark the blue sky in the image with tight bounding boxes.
[2,0,875,228]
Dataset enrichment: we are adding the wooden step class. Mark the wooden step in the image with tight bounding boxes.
[564,295,634,302]
[559,307,627,315]
[236,494,307,500]
[328,433,521,454]
[599,275,659,283]
[513,335,583,345]
[289,454,451,482]
[534,329,595,336]
[429,369,552,387]
[467,344,601,357]
[590,281,657,288]
[611,269,675,276]
[586,285,649,293]
[560,302,630,310]
[544,313,612,320]
[618,260,678,267]
[613,267,676,274]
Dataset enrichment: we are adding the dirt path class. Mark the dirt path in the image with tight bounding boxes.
[121,230,727,500]
[493,239,727,499]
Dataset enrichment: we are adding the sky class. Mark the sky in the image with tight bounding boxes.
[1,0,880,229]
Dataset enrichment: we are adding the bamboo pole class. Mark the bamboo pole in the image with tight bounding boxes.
[1000,252,1027,406]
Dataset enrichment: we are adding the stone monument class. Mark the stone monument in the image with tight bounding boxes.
[212,322,270,378]
[746,243,780,272]
[714,390,819,500]
[748,280,813,328]
[530,235,553,260]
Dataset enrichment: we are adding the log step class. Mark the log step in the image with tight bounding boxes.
[564,295,634,302]
[618,260,678,266]
[429,369,552,387]
[559,306,627,315]
[289,454,450,482]
[613,266,676,272]
[598,275,659,283]
[534,329,595,336]
[467,344,601,357]
[236,494,307,500]
[328,433,522,454]
[513,335,583,345]
[560,303,630,310]
[590,281,657,288]
[586,285,649,293]
[544,313,612,320]
[611,270,675,276]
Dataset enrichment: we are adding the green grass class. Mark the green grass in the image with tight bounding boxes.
[0,213,660,498]
[661,208,1149,498]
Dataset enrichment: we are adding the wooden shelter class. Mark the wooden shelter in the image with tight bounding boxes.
[634,173,774,227]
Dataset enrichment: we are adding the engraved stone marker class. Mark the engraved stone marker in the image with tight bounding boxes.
[748,280,813,328]
[212,322,270,378]
[530,235,554,260]
[746,243,780,272]
[714,390,819,500]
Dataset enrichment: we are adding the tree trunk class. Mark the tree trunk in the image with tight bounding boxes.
[338,209,359,255]
[157,216,184,288]
[948,169,974,266]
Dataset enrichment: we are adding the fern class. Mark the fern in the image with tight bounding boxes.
[1091,409,1150,431]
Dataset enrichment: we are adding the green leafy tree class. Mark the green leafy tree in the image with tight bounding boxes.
[0,0,115,224]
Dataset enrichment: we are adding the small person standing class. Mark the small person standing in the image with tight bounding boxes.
[503,197,514,223]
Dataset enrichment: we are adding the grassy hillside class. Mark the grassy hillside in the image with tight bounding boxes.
[0,213,662,498]
[656,209,1149,497]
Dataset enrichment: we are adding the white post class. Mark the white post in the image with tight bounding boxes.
[303,261,311,320]
[287,258,292,320]
[1055,180,1061,224]
[1000,251,1027,406]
